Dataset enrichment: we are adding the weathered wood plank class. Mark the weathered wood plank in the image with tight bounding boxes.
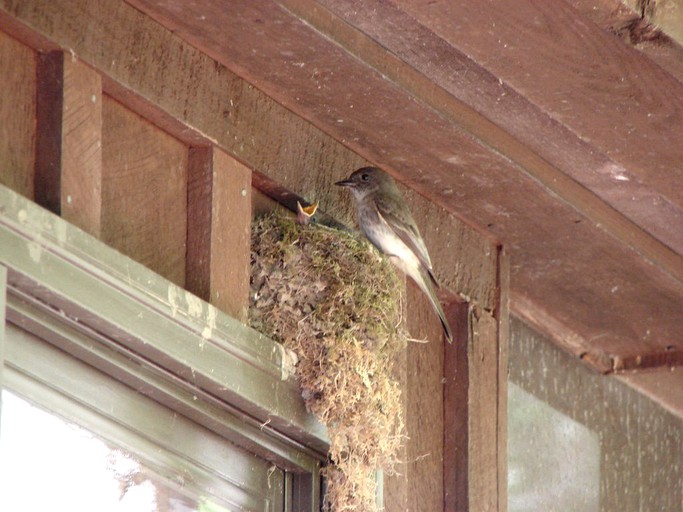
[384,281,450,512]
[286,0,683,260]
[101,96,188,286]
[22,50,103,234]
[443,301,469,512]
[404,282,445,512]
[187,146,251,321]
[390,0,683,206]
[468,309,501,512]
[495,247,509,512]
[442,252,507,512]
[0,30,35,199]
[61,56,103,237]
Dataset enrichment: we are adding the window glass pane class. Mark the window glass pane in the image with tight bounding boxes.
[507,382,600,512]
[0,391,234,512]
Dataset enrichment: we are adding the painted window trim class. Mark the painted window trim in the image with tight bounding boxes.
[3,323,287,511]
[0,184,325,507]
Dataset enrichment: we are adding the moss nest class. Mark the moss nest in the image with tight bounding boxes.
[249,213,407,511]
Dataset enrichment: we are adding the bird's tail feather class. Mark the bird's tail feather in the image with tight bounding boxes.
[415,267,453,344]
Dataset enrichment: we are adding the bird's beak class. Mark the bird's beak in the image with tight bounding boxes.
[335,178,354,187]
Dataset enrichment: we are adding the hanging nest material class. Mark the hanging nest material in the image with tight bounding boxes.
[249,212,407,511]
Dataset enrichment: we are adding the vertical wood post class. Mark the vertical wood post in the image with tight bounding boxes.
[443,245,509,512]
[34,50,103,236]
[443,300,470,511]
[35,51,63,214]
[385,281,445,512]
[187,147,252,321]
[61,56,103,237]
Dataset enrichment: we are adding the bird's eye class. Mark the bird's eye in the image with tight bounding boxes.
[361,173,370,181]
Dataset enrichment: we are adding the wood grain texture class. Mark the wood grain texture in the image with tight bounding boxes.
[61,56,103,236]
[442,253,507,512]
[0,30,35,199]
[495,248,509,512]
[404,281,445,512]
[187,146,251,321]
[443,301,469,512]
[290,0,683,260]
[101,96,188,286]
[392,0,683,204]
[468,310,500,512]
[565,0,683,83]
[385,278,453,512]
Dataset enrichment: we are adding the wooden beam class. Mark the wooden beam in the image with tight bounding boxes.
[34,50,63,214]
[611,349,683,373]
[384,281,448,512]
[61,56,103,237]
[280,0,683,262]
[495,247,509,512]
[468,309,502,511]
[31,50,104,235]
[566,1,683,84]
[1,0,506,311]
[443,301,469,512]
[0,30,36,199]
[187,146,251,321]
[442,248,508,512]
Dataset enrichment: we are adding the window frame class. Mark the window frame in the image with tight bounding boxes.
[0,184,325,511]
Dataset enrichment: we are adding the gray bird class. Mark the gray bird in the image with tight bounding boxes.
[336,167,453,343]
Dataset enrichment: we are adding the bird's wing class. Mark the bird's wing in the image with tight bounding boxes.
[374,193,434,273]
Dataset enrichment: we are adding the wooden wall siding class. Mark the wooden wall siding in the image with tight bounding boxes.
[187,146,251,322]
[0,30,35,199]
[101,96,188,286]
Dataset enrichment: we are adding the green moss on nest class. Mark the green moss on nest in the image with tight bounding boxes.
[250,213,407,511]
